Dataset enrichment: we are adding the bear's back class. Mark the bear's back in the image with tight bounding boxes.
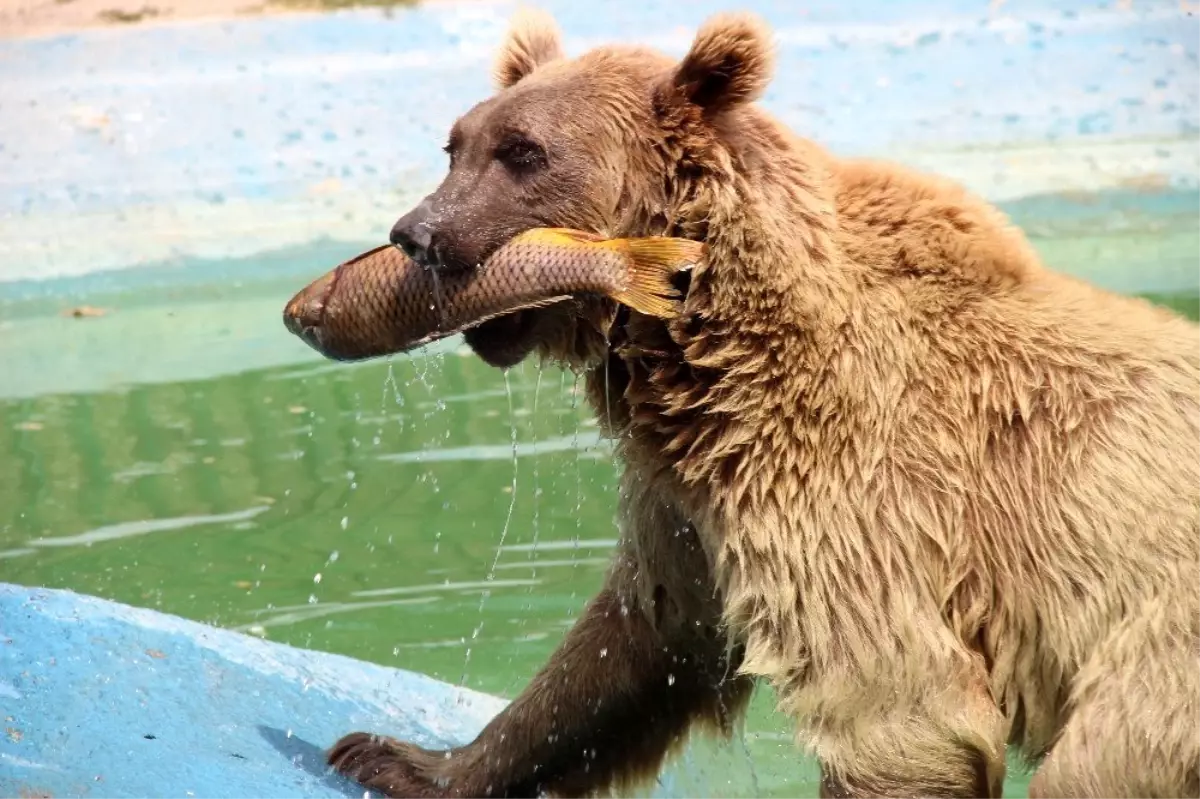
[823,153,1198,689]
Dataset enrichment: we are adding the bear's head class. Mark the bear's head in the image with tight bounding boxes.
[389,9,776,369]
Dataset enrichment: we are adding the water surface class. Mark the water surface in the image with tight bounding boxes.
[2,189,1197,797]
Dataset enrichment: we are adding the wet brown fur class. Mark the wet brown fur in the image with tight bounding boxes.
[329,8,1200,798]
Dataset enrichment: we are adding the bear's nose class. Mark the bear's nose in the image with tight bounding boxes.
[390,219,433,266]
[389,201,439,269]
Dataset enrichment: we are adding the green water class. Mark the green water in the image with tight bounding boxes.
[2,189,1197,797]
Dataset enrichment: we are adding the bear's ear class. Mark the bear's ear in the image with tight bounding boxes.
[666,12,774,116]
[492,7,565,90]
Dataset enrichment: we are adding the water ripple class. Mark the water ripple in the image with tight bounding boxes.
[376,432,605,464]
[499,538,617,553]
[28,504,271,548]
[235,595,439,631]
[350,578,541,600]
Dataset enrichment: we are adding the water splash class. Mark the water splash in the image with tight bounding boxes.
[569,370,585,599]
[736,718,763,798]
[381,360,404,414]
[459,368,520,690]
[373,360,401,448]
[527,364,544,580]
[599,342,625,547]
[393,348,452,497]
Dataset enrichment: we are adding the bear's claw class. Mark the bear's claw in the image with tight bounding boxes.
[328,731,449,798]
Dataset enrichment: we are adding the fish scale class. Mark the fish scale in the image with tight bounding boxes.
[283,228,707,363]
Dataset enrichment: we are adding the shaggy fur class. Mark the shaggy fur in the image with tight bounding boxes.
[329,9,1200,798]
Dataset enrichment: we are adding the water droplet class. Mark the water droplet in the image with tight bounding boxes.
[459,369,521,690]
[599,647,608,658]
[308,594,318,604]
[340,516,349,530]
[313,572,322,584]
[667,674,675,686]
[328,550,339,563]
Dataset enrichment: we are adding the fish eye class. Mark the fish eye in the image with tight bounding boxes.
[494,134,546,175]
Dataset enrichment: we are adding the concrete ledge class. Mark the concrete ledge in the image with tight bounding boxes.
[0,582,765,797]
[0,581,506,799]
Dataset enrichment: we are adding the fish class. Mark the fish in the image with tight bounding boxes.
[282,227,706,362]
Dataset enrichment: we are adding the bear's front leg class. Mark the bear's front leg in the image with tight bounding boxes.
[329,585,750,798]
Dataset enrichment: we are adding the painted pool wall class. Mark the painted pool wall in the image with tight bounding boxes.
[0,0,1196,283]
[0,582,506,799]
[0,582,755,798]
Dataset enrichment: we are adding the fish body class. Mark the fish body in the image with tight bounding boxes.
[283,228,705,362]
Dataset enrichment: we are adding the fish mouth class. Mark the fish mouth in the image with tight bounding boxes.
[282,266,340,357]
[291,320,326,354]
[282,302,312,339]
[282,300,326,355]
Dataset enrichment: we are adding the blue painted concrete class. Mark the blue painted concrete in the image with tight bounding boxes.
[0,0,1195,281]
[0,583,769,797]
[0,582,507,798]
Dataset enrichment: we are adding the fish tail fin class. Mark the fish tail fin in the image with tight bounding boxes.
[612,238,706,319]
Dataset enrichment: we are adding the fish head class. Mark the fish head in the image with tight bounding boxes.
[283,269,335,356]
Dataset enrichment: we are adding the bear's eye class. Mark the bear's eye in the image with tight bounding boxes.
[442,137,458,165]
[494,135,546,174]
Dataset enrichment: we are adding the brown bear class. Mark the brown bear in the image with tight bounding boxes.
[327,8,1200,798]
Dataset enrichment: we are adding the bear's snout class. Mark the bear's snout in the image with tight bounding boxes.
[389,200,445,270]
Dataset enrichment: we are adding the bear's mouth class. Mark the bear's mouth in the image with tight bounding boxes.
[462,268,693,371]
[669,263,693,298]
[461,309,541,369]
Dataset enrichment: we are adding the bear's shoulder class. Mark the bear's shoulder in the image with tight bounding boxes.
[830,156,1043,290]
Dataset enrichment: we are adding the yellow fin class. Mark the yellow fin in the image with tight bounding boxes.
[611,237,706,319]
[512,227,604,246]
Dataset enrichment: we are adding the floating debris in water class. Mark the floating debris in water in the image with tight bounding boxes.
[61,305,109,318]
